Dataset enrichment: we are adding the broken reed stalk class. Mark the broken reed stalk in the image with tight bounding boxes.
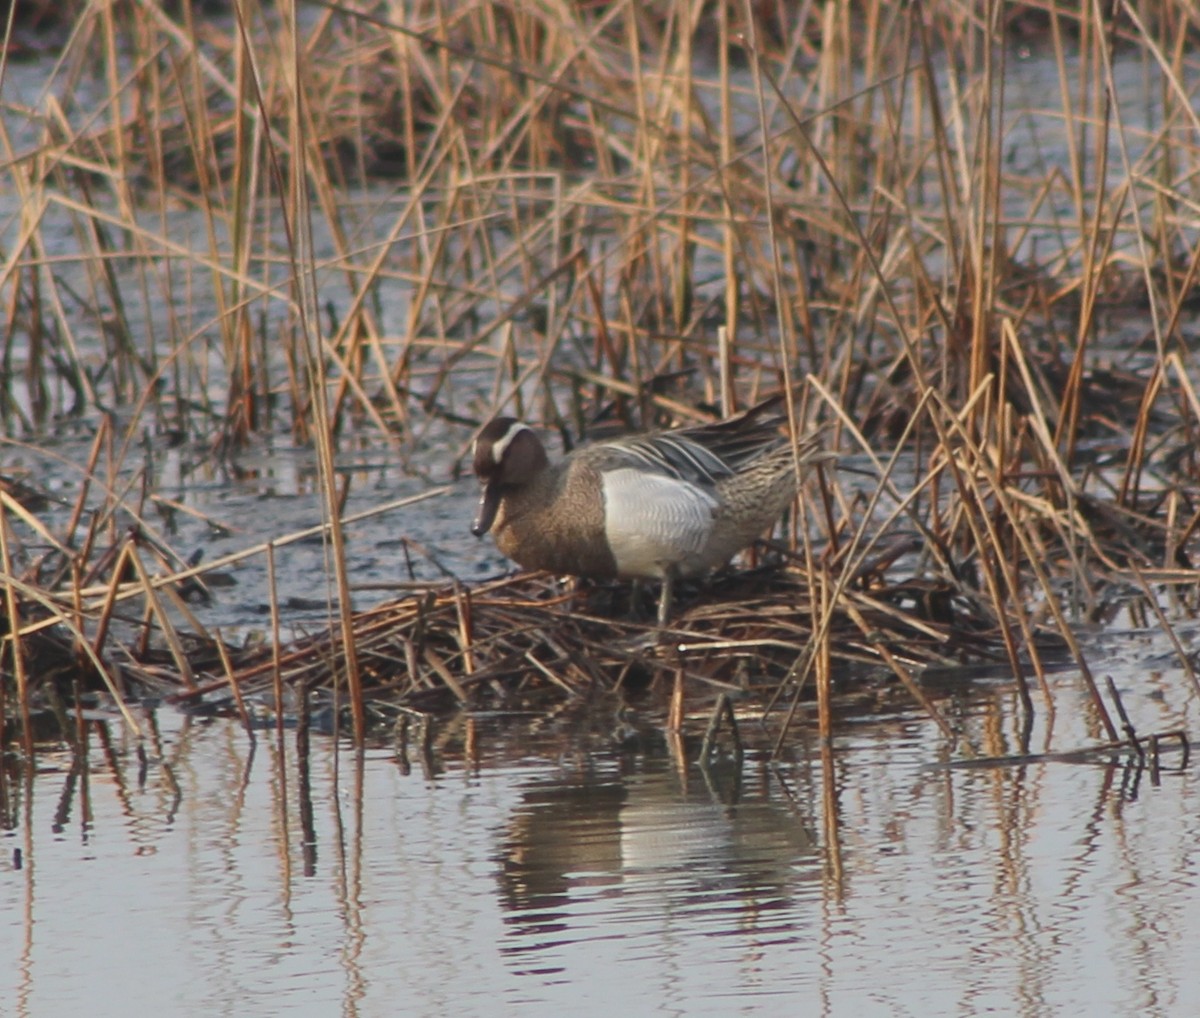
[814,568,833,745]
[213,627,254,738]
[267,541,285,747]
[0,505,33,758]
[820,734,844,888]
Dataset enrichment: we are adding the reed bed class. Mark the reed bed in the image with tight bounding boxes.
[170,561,1042,720]
[2,0,1200,751]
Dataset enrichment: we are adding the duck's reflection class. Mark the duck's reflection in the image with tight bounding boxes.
[495,739,820,956]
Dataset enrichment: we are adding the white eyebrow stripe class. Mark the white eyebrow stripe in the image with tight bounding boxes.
[489,422,534,463]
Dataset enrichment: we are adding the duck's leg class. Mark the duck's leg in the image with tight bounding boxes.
[657,570,675,627]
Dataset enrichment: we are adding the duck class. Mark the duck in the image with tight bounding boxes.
[470,395,827,625]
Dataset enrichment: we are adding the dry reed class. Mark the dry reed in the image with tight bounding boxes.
[1,1,1199,752]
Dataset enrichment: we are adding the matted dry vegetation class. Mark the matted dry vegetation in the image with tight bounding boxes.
[2,1,1199,751]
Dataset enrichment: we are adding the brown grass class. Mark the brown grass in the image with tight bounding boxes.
[2,1,1199,753]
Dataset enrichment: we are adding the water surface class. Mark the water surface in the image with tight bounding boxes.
[3,659,1196,1017]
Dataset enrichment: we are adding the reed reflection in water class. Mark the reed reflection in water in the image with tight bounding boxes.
[1,681,1198,1017]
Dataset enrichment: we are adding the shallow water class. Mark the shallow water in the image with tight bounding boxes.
[3,655,1197,1017]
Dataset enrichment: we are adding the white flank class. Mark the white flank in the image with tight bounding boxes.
[601,468,718,578]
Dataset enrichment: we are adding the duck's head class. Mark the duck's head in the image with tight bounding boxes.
[470,418,550,536]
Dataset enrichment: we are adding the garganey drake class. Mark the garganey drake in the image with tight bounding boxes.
[471,396,826,625]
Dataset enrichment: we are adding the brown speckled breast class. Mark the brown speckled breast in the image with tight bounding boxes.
[490,458,619,578]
